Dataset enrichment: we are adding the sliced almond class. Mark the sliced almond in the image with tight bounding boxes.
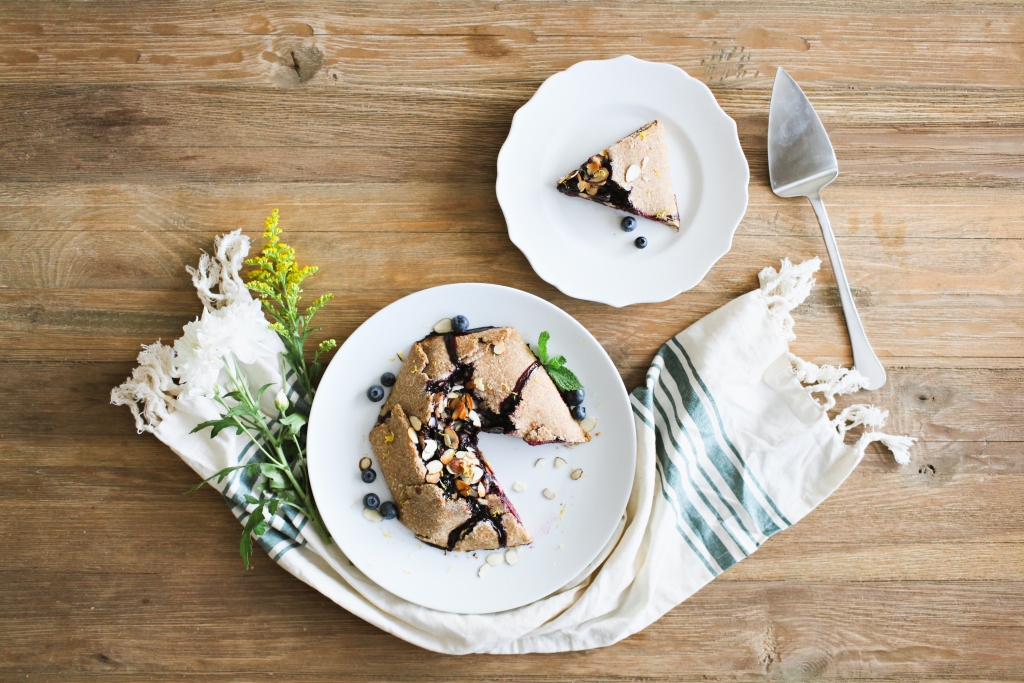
[534,458,546,468]
[468,465,485,484]
[439,448,456,465]
[407,427,418,444]
[451,384,464,392]
[421,439,438,460]
[447,459,464,475]
[554,457,567,469]
[585,156,603,174]
[486,552,504,567]
[641,155,649,170]
[359,457,372,471]
[455,479,471,495]
[580,416,597,433]
[433,318,453,334]
[444,427,459,448]
[477,482,487,498]
[362,508,383,522]
[465,380,476,390]
[426,460,443,474]
[571,468,584,480]
[493,341,506,355]
[478,564,491,578]
[542,488,556,500]
[512,481,527,492]
[425,471,442,484]
[468,410,482,428]
[505,549,519,565]
[408,415,421,431]
[625,164,641,182]
[464,394,474,410]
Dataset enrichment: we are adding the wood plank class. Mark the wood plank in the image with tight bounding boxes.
[1,84,1021,187]
[0,183,1021,240]
[2,571,1022,680]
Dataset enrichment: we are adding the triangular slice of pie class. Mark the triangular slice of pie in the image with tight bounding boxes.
[556,120,680,229]
[369,326,588,552]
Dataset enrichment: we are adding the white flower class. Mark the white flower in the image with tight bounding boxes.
[274,390,290,413]
[213,298,281,365]
[173,310,227,397]
[173,299,282,397]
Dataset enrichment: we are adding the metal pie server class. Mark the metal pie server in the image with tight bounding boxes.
[768,67,887,390]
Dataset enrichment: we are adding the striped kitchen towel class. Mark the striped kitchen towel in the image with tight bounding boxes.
[112,233,913,654]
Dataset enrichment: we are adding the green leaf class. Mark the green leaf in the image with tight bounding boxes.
[244,494,261,505]
[255,383,275,402]
[546,364,583,392]
[537,331,550,365]
[547,355,566,370]
[260,463,288,491]
[279,413,307,433]
[240,501,267,570]
[191,417,243,439]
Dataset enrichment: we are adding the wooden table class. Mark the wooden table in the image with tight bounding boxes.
[2,2,1022,680]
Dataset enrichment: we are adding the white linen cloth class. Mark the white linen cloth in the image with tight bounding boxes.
[112,231,913,654]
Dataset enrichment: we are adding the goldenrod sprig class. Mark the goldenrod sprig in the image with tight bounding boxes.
[245,209,336,400]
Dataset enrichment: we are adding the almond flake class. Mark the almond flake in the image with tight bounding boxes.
[487,552,504,566]
[409,415,422,431]
[421,439,438,460]
[580,416,597,433]
[478,564,491,578]
[554,457,567,469]
[469,411,482,428]
[571,468,584,480]
[426,460,443,474]
[468,465,484,484]
[407,427,418,443]
[492,341,506,355]
[534,458,546,468]
[505,549,519,565]
[425,471,442,484]
[512,481,527,492]
[542,488,556,500]
[477,482,487,498]
[440,448,456,465]
[433,318,453,334]
[359,457,372,471]
[625,164,641,182]
[641,155,649,170]
[362,508,383,522]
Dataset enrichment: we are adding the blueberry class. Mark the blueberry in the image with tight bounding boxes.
[380,372,396,388]
[361,468,377,484]
[620,215,637,232]
[379,501,398,520]
[571,405,587,421]
[451,315,470,333]
[363,493,380,510]
[367,385,385,402]
[634,236,648,249]
[563,389,585,406]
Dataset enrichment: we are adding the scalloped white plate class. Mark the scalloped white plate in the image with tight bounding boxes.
[497,55,749,307]
[307,284,636,614]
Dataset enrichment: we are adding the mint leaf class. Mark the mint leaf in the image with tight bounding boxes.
[547,355,566,370]
[546,364,583,392]
[537,331,550,365]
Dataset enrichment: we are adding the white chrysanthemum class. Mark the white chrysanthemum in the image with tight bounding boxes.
[213,298,282,365]
[172,299,282,397]
[173,309,228,397]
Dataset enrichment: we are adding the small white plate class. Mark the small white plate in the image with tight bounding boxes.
[307,284,636,614]
[496,55,749,307]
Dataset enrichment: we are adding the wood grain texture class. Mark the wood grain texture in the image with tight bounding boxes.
[1,0,1022,680]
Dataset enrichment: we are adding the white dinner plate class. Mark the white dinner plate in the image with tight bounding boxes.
[307,284,636,614]
[496,55,749,307]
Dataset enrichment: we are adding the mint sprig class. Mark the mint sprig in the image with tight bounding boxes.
[536,331,583,392]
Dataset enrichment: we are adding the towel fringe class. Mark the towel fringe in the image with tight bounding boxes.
[187,229,252,311]
[789,353,871,411]
[110,341,179,433]
[828,401,917,465]
[759,257,822,341]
